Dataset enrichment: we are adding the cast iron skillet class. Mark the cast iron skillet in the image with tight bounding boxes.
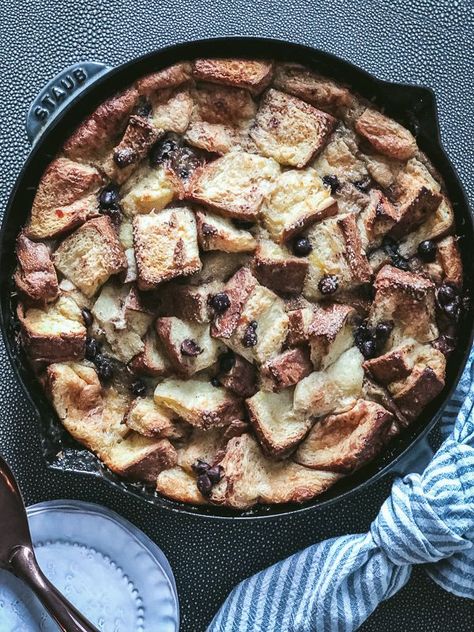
[1,38,473,520]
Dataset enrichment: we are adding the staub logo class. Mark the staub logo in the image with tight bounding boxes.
[34,67,88,122]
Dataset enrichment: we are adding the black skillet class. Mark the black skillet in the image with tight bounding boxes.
[0,37,472,520]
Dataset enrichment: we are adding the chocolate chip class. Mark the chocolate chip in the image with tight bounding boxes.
[211,376,221,387]
[99,185,120,209]
[354,177,372,192]
[437,284,457,307]
[85,337,99,360]
[149,135,180,167]
[133,97,152,118]
[94,354,113,382]
[432,334,456,356]
[81,308,93,328]
[292,237,313,257]
[318,275,339,295]
[100,204,122,227]
[382,236,409,270]
[172,146,204,180]
[131,380,147,397]
[242,321,258,348]
[322,174,340,194]
[113,148,136,168]
[192,460,210,475]
[197,473,212,497]
[219,351,236,373]
[207,465,223,484]
[417,239,437,263]
[211,292,231,314]
[361,339,377,359]
[375,321,393,344]
[180,339,203,357]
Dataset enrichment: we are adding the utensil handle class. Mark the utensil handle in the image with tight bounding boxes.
[26,61,111,145]
[9,545,99,632]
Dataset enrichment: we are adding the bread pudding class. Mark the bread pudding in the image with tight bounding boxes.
[15,58,464,509]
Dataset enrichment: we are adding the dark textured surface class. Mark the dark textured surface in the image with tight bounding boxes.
[0,1,473,630]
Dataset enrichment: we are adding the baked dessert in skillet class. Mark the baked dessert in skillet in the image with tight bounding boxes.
[15,58,464,509]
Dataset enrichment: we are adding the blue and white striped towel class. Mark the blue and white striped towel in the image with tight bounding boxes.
[208,349,474,631]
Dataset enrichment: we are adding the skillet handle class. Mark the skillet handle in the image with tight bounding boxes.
[10,545,100,632]
[26,62,111,145]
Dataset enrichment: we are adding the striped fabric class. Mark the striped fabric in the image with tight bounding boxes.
[208,350,474,631]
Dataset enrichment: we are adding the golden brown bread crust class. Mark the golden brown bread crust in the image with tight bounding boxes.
[437,236,462,288]
[210,267,257,338]
[26,158,103,239]
[250,89,336,168]
[53,216,127,297]
[217,354,258,399]
[252,245,309,295]
[260,348,313,392]
[14,233,59,304]
[63,88,138,162]
[17,301,86,363]
[364,347,413,385]
[295,399,393,473]
[355,108,417,160]
[136,62,192,95]
[192,58,273,94]
[273,63,352,110]
[337,214,372,284]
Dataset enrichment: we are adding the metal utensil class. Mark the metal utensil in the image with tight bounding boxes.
[0,454,99,631]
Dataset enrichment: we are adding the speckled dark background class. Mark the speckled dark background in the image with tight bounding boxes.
[1,1,473,630]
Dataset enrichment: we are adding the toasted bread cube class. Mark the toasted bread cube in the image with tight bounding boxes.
[390,159,443,239]
[217,353,257,398]
[247,389,311,457]
[294,347,364,418]
[175,427,230,474]
[226,284,289,364]
[129,330,171,377]
[210,434,340,508]
[364,343,415,389]
[63,88,138,163]
[159,280,221,323]
[125,397,184,439]
[53,217,127,297]
[273,63,351,110]
[285,304,316,347]
[260,348,312,392]
[156,467,208,505]
[357,189,399,250]
[398,199,453,258]
[133,207,201,290]
[47,362,177,483]
[312,125,369,184]
[196,210,256,253]
[156,317,224,377]
[261,168,337,243]
[154,378,243,429]
[149,88,194,134]
[136,62,192,95]
[369,265,438,343]
[210,267,257,338]
[390,345,446,420]
[26,158,103,239]
[437,236,462,287]
[58,278,92,310]
[91,283,153,362]
[190,252,251,286]
[250,89,336,168]
[308,304,355,370]
[18,296,86,363]
[106,433,177,482]
[189,151,280,220]
[192,58,273,94]
[14,233,59,304]
[103,115,160,184]
[252,240,309,295]
[295,399,393,472]
[120,163,182,217]
[355,108,417,160]
[303,214,371,300]
[185,122,239,155]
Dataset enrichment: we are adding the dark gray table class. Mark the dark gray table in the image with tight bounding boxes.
[1,1,473,630]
